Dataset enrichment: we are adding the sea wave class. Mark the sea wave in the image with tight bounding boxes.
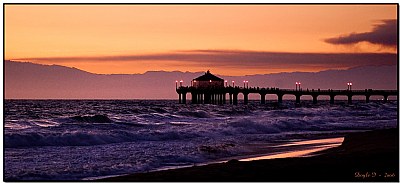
[67,115,113,123]
[177,110,212,118]
[4,129,202,148]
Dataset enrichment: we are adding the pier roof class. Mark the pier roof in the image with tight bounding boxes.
[193,70,224,81]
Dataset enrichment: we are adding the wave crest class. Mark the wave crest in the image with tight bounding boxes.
[68,115,113,123]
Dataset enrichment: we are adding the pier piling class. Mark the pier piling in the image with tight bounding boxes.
[260,94,266,104]
[330,95,335,104]
[348,94,353,104]
[312,95,318,104]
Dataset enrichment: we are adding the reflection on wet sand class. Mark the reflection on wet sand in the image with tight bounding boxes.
[240,137,344,161]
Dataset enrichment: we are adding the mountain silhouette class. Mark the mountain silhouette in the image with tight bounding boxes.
[5,60,397,99]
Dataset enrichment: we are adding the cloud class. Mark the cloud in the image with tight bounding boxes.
[325,19,397,47]
[15,50,397,72]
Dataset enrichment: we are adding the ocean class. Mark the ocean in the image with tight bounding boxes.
[4,100,398,180]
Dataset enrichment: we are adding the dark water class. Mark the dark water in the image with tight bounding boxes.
[4,100,398,180]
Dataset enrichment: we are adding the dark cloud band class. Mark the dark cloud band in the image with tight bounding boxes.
[14,50,397,71]
[325,19,397,47]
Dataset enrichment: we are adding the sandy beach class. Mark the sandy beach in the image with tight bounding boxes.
[101,128,399,182]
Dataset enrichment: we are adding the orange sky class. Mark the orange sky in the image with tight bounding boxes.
[4,4,398,75]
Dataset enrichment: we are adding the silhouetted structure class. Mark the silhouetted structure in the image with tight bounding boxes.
[192,70,224,89]
[176,72,398,105]
[185,71,226,104]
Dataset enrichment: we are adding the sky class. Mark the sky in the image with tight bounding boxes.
[4,4,398,76]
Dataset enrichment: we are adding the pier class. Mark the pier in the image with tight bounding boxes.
[176,87,398,104]
[176,71,397,105]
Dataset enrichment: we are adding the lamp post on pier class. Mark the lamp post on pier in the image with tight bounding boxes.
[243,80,249,88]
[295,82,302,91]
[180,80,183,87]
[176,80,178,89]
[347,82,353,91]
[232,81,235,87]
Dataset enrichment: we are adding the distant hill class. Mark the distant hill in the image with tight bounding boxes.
[4,60,397,99]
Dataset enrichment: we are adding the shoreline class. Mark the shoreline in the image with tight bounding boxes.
[87,136,344,180]
[216,136,344,162]
[101,128,399,182]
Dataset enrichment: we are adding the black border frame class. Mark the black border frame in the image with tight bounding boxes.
[2,3,399,182]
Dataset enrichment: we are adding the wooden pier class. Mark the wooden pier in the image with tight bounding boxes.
[175,71,397,105]
[176,86,398,105]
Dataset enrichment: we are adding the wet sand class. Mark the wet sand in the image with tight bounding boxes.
[101,128,399,182]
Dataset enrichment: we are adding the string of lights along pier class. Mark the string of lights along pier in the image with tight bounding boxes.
[175,71,397,105]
